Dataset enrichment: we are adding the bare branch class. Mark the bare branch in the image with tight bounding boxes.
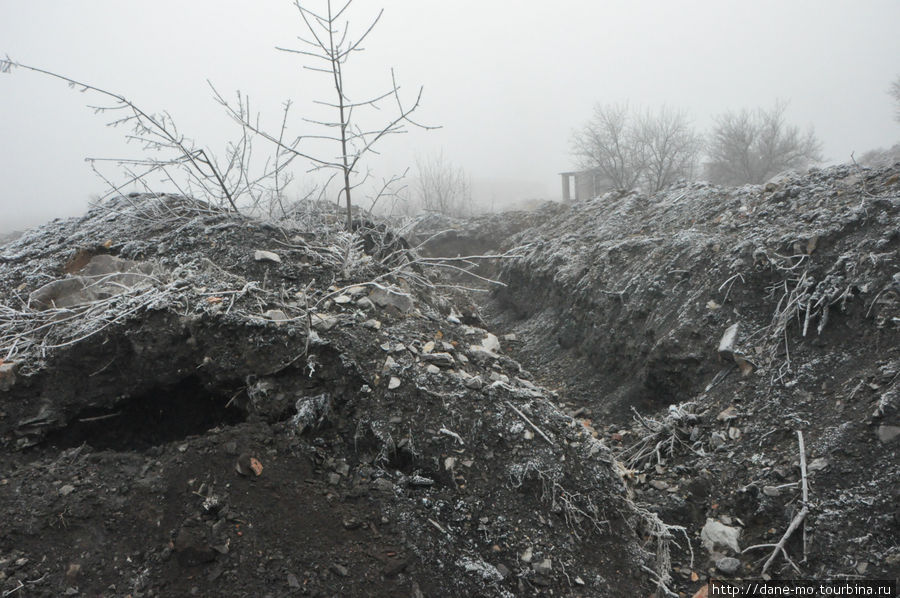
[706,100,823,185]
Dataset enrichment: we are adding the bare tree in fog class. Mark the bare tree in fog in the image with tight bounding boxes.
[705,100,822,185]
[857,77,900,168]
[572,103,700,193]
[891,75,900,123]
[637,106,702,192]
[572,104,644,192]
[414,151,472,217]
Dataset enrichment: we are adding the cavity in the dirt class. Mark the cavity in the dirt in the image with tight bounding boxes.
[45,376,246,451]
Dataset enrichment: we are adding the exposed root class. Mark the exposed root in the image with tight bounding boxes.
[619,403,701,470]
[507,462,608,540]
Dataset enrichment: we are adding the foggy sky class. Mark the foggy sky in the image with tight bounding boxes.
[2,0,899,232]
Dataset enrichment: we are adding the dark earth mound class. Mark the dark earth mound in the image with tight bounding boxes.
[1,194,656,597]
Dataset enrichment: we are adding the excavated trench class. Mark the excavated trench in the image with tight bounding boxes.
[415,164,900,587]
[1,175,896,595]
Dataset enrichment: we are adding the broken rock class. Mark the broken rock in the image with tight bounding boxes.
[464,375,484,390]
[481,333,501,353]
[368,287,413,313]
[253,250,281,263]
[701,518,742,554]
[718,323,740,358]
[716,556,741,575]
[310,313,339,331]
[263,309,289,325]
[0,361,17,391]
[235,454,263,476]
[532,558,552,575]
[876,425,900,443]
[29,254,156,309]
[362,318,381,330]
[422,352,454,368]
[356,296,376,311]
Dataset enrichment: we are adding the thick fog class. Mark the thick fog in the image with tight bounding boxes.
[1,0,899,232]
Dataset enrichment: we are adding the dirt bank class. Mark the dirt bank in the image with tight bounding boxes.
[479,164,899,588]
[0,195,655,597]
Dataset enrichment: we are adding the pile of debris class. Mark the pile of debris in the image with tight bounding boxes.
[0,194,662,597]
[484,164,899,588]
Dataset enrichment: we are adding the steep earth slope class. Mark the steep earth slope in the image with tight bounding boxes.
[484,164,900,588]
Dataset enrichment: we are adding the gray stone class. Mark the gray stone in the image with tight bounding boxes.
[717,406,738,421]
[762,485,781,497]
[481,333,501,353]
[532,558,552,575]
[464,376,484,390]
[701,518,741,553]
[330,563,349,577]
[426,364,440,374]
[0,361,17,391]
[423,352,454,368]
[489,371,509,384]
[29,254,156,309]
[356,297,376,311]
[718,323,740,357]
[716,556,741,575]
[710,431,727,450]
[253,250,281,263]
[59,484,76,496]
[458,558,503,582]
[263,309,288,325]
[310,313,339,331]
[368,287,413,313]
[468,345,498,365]
[383,356,398,372]
[29,277,95,309]
[807,457,828,471]
[371,478,396,494]
[876,425,900,443]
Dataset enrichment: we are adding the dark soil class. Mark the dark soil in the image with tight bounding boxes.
[0,195,649,597]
